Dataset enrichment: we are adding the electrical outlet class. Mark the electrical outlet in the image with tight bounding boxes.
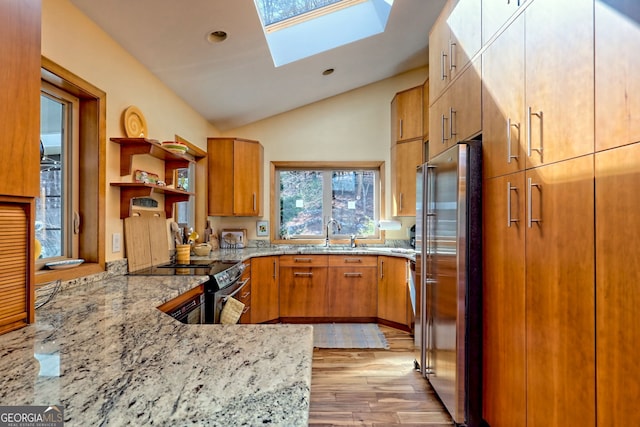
[112,233,121,253]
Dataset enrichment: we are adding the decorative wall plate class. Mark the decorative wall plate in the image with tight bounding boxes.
[123,106,148,138]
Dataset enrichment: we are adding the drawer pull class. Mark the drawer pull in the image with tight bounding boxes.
[293,258,312,263]
[294,272,313,277]
[343,272,363,277]
[343,258,362,263]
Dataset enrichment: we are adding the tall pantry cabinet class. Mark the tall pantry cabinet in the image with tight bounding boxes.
[0,0,41,335]
[594,1,640,424]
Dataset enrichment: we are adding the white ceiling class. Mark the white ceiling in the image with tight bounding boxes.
[69,0,446,131]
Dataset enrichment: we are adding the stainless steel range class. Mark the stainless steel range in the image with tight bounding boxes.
[128,259,246,324]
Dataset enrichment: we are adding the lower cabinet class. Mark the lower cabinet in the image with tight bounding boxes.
[326,256,377,318]
[279,255,328,318]
[377,256,409,326]
[0,198,35,335]
[250,256,279,323]
[238,260,251,324]
[595,143,640,425]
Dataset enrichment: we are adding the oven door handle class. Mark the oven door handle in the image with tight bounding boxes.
[223,278,250,302]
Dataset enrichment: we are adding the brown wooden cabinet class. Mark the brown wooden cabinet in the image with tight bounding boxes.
[482,173,527,427]
[390,140,422,216]
[422,78,429,143]
[595,143,640,425]
[428,0,481,103]
[0,0,40,335]
[377,256,408,327]
[595,1,640,151]
[482,0,527,45]
[524,0,594,168]
[250,256,279,323]
[391,86,422,143]
[525,156,595,427]
[0,0,41,199]
[326,255,377,318]
[483,157,596,427]
[428,59,482,160]
[482,14,526,179]
[207,138,263,217]
[238,260,251,324]
[279,255,328,318]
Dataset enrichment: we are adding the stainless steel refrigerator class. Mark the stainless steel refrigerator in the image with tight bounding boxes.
[414,141,482,427]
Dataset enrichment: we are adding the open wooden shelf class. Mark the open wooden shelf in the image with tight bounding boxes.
[110,182,194,219]
[110,137,197,176]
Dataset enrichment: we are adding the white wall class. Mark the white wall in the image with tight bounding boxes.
[41,0,219,262]
[216,68,427,241]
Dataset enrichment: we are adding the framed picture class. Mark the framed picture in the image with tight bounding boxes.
[256,220,269,237]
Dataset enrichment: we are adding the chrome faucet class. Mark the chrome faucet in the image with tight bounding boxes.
[326,218,341,247]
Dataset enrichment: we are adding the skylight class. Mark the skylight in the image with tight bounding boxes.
[254,0,394,67]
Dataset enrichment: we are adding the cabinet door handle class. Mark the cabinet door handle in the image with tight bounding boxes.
[449,41,457,72]
[294,272,313,277]
[526,107,544,159]
[380,260,384,279]
[441,114,449,144]
[343,272,363,278]
[441,51,448,80]
[273,260,277,278]
[399,193,404,212]
[507,118,520,163]
[400,119,404,139]
[449,107,457,139]
[527,177,542,228]
[507,181,519,227]
[252,193,256,212]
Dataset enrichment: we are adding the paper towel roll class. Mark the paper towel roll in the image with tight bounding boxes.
[378,220,402,230]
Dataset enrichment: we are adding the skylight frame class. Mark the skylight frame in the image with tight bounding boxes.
[261,0,367,33]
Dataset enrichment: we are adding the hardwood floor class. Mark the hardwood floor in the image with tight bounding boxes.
[309,325,454,426]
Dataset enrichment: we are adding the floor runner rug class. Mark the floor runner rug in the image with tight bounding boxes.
[311,323,390,349]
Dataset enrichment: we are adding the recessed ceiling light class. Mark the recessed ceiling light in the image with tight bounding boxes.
[322,68,335,76]
[207,30,228,44]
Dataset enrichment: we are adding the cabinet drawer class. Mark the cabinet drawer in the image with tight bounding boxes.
[279,254,328,267]
[328,255,377,267]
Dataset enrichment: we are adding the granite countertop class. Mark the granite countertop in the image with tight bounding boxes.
[0,275,313,426]
[198,245,418,263]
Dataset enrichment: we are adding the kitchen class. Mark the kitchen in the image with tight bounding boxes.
[1,0,640,426]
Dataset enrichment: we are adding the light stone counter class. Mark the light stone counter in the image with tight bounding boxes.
[198,245,418,263]
[0,275,313,426]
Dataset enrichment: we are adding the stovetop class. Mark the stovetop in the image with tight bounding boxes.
[127,259,245,289]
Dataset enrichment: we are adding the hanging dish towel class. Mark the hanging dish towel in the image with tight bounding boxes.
[220,297,245,324]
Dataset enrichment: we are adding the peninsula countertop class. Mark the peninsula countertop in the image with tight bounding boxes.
[0,274,313,426]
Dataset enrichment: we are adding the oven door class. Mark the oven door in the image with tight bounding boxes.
[213,277,250,324]
[167,293,204,324]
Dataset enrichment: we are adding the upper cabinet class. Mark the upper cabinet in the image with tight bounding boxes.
[391,86,423,143]
[482,0,528,45]
[482,0,594,175]
[524,0,594,168]
[0,0,41,198]
[207,138,263,217]
[422,78,429,142]
[391,139,422,216]
[595,0,640,151]
[429,0,482,104]
[429,58,482,160]
[482,14,526,178]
